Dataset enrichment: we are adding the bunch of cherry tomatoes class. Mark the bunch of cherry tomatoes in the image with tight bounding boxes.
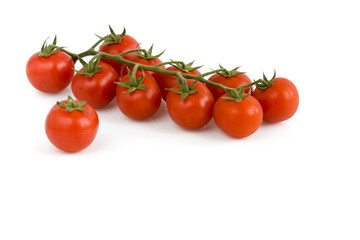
[26,26,299,153]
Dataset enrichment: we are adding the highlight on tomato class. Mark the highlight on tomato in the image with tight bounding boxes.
[166,77,214,130]
[115,66,161,120]
[45,96,99,152]
[206,65,252,101]
[71,56,119,109]
[26,36,74,93]
[213,88,263,138]
[152,61,202,101]
[98,25,139,77]
[252,71,299,123]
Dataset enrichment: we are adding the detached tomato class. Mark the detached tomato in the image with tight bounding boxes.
[115,70,161,120]
[99,27,139,77]
[45,96,99,152]
[166,79,214,130]
[26,50,74,93]
[153,65,201,101]
[213,94,263,138]
[252,77,299,123]
[207,72,252,100]
[71,61,119,108]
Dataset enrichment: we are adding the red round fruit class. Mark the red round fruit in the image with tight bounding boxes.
[213,94,263,138]
[116,71,161,120]
[45,96,99,152]
[71,61,119,108]
[166,79,214,130]
[252,77,299,123]
[26,51,74,93]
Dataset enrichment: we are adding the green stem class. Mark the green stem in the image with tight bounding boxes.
[242,79,263,90]
[57,96,89,113]
[118,48,147,56]
[199,68,224,77]
[62,37,105,62]
[99,51,235,92]
[61,41,254,93]
[176,72,189,91]
[155,60,186,68]
[78,49,98,58]
[131,64,140,79]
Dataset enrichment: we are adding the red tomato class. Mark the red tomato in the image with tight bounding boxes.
[99,35,138,77]
[119,53,165,78]
[166,79,214,130]
[71,61,119,108]
[213,94,263,138]
[252,77,299,123]
[26,51,74,93]
[116,71,161,120]
[207,72,252,100]
[45,96,99,152]
[152,66,201,100]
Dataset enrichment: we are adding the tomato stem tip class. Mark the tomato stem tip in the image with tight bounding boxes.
[56,96,89,113]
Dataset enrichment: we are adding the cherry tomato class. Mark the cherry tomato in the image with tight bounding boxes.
[207,72,252,100]
[166,79,214,130]
[252,77,299,123]
[152,66,201,101]
[71,61,119,108]
[26,51,74,93]
[213,94,263,138]
[99,35,138,77]
[119,53,165,78]
[45,96,99,152]
[116,71,161,120]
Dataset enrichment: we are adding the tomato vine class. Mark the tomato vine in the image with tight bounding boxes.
[27,25,299,148]
[58,27,269,102]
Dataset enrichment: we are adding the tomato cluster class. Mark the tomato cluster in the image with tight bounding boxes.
[26,26,299,152]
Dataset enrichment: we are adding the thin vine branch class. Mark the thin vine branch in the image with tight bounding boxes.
[60,38,265,95]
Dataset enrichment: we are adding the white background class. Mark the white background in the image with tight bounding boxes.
[1,0,359,239]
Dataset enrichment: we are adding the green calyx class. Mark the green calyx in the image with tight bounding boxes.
[114,64,148,93]
[222,86,251,103]
[37,35,64,57]
[167,72,201,101]
[56,95,89,113]
[137,44,165,60]
[75,54,103,77]
[217,64,246,78]
[98,25,126,46]
[255,70,276,90]
[170,60,202,73]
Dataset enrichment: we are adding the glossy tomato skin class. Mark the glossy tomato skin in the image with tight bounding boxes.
[207,72,252,100]
[252,77,299,123]
[99,35,139,77]
[166,80,214,130]
[26,51,74,93]
[119,54,165,78]
[71,61,119,109]
[152,66,201,101]
[213,95,263,138]
[116,71,161,120]
[45,101,99,152]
